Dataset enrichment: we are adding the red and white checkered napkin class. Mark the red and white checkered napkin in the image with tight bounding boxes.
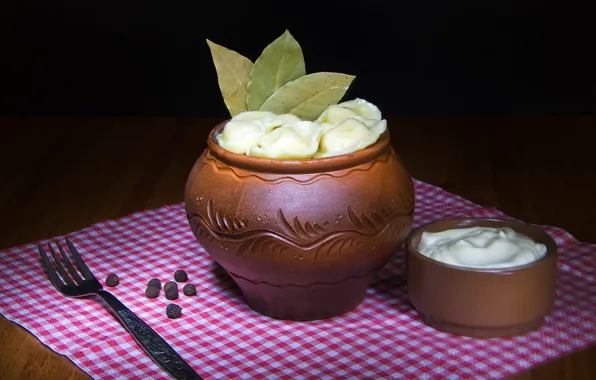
[1,179,595,380]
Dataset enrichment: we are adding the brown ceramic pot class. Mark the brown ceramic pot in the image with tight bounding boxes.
[184,120,415,321]
[406,218,558,338]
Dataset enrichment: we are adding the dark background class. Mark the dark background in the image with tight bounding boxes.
[1,1,594,117]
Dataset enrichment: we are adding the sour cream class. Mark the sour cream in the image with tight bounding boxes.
[418,227,547,269]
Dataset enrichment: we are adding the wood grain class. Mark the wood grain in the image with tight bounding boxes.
[0,116,594,379]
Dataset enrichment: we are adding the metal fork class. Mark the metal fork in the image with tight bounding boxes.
[38,238,203,380]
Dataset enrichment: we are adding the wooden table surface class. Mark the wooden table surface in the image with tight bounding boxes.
[0,115,595,379]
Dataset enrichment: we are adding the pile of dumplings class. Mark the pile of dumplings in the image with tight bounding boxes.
[216,98,387,160]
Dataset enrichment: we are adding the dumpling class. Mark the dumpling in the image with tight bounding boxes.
[261,114,302,133]
[337,98,382,121]
[316,117,387,158]
[232,111,277,122]
[216,119,264,154]
[316,98,382,126]
[249,121,322,159]
[231,111,302,133]
[217,112,303,154]
[316,104,359,124]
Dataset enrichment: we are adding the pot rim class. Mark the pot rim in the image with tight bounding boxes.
[207,120,392,174]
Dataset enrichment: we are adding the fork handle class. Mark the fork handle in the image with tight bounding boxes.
[96,290,203,380]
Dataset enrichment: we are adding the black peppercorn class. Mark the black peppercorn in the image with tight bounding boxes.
[164,281,177,292]
[174,270,188,282]
[148,278,161,289]
[165,286,179,300]
[166,304,182,319]
[106,273,119,287]
[183,283,197,296]
[145,286,159,299]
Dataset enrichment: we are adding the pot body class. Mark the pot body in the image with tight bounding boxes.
[185,121,415,320]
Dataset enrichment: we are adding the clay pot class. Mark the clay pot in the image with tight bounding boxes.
[184,121,415,321]
[406,218,558,338]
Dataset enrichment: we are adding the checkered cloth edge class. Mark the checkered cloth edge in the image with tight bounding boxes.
[1,179,594,380]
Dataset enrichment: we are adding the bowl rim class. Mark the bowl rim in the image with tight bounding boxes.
[206,120,392,174]
[405,217,558,273]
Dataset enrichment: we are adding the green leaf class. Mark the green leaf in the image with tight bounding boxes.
[259,72,356,121]
[206,39,254,117]
[246,30,306,111]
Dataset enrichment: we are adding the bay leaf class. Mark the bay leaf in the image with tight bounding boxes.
[259,72,356,121]
[206,39,254,117]
[246,30,306,111]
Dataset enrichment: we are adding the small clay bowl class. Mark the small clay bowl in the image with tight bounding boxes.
[405,217,558,338]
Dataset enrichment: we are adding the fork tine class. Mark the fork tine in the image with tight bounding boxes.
[65,238,96,281]
[38,244,67,290]
[47,243,75,286]
[55,240,84,283]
